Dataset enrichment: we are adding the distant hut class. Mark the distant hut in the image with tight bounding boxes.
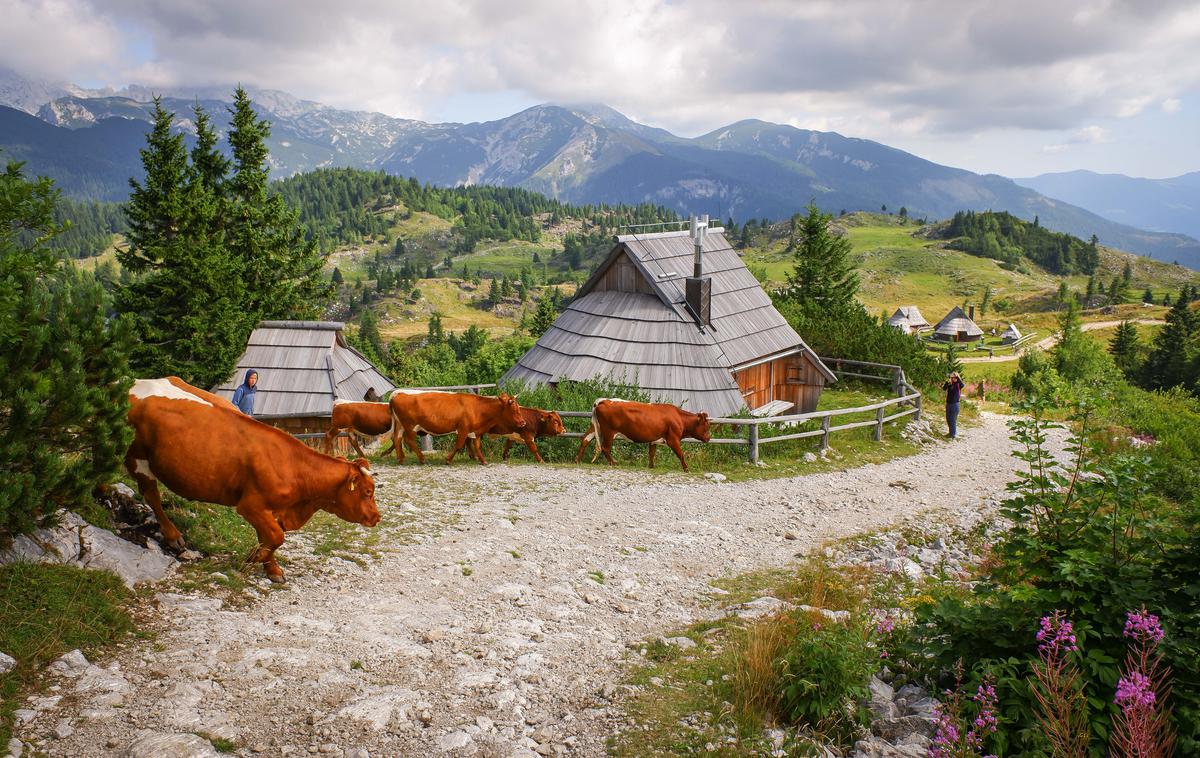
[887,305,930,334]
[1000,323,1023,344]
[501,220,835,416]
[933,306,984,342]
[214,321,395,452]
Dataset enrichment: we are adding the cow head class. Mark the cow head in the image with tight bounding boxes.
[540,410,565,437]
[498,393,526,429]
[688,412,712,443]
[331,458,381,527]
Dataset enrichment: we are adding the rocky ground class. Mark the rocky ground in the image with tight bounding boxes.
[6,412,1067,758]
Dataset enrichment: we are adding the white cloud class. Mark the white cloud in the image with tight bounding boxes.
[6,0,1200,145]
[1072,125,1113,144]
[1162,97,1182,113]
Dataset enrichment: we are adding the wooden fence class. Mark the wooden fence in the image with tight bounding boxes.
[359,359,922,464]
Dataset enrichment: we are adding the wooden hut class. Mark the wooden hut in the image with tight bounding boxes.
[214,321,395,452]
[1000,323,1022,344]
[933,306,984,342]
[501,223,835,416]
[887,305,930,334]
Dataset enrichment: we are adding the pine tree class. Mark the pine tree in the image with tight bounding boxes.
[1085,274,1097,305]
[427,312,445,345]
[778,204,859,316]
[1056,281,1070,306]
[529,292,559,337]
[1,162,134,536]
[332,267,344,285]
[1142,287,1154,304]
[1122,261,1133,288]
[117,99,251,387]
[1109,320,1141,378]
[357,307,384,362]
[226,87,328,322]
[487,278,501,306]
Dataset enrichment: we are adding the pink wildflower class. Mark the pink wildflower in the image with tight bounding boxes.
[1123,609,1164,645]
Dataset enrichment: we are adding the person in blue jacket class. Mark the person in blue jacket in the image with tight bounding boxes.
[231,369,259,416]
[942,371,964,439]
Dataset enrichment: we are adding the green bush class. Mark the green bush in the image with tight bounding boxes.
[775,615,877,745]
[909,401,1200,755]
[1,163,134,538]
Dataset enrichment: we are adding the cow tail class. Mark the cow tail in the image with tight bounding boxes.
[588,414,601,463]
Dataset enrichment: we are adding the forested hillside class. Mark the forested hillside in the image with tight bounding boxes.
[940,210,1099,275]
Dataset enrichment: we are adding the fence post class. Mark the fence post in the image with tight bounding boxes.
[892,367,902,397]
[874,406,885,441]
[915,393,922,422]
[420,433,433,454]
[820,415,831,451]
[747,422,759,464]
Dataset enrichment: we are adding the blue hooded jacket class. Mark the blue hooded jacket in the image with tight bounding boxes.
[231,369,259,415]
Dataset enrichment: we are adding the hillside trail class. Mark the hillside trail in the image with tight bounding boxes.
[959,317,1166,363]
[27,412,1067,758]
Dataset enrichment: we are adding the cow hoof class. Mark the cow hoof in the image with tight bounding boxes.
[266,573,285,584]
[167,537,186,552]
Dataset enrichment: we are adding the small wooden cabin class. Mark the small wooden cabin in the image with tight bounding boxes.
[888,305,930,335]
[502,224,834,416]
[214,321,395,452]
[933,306,984,343]
[1000,323,1022,344]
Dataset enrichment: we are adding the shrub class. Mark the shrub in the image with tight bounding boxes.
[909,400,1200,754]
[1,163,134,538]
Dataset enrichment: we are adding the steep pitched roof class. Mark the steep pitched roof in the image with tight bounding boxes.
[934,306,983,338]
[502,229,833,416]
[888,305,929,329]
[214,321,395,418]
[1001,323,1022,340]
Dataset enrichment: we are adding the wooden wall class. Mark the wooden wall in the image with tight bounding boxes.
[733,352,827,413]
[267,416,354,455]
[590,251,654,295]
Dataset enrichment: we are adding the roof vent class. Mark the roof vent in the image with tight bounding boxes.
[685,215,712,327]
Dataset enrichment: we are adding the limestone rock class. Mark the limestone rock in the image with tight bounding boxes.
[0,651,15,675]
[49,649,90,677]
[125,731,221,758]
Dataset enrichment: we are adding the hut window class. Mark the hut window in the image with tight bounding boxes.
[785,364,804,384]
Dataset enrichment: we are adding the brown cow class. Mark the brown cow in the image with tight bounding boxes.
[576,398,711,472]
[388,390,525,465]
[487,406,565,463]
[126,378,381,582]
[324,400,393,454]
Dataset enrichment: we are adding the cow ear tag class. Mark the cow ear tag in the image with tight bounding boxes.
[349,481,356,491]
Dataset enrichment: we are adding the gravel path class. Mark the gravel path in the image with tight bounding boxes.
[22,411,1066,758]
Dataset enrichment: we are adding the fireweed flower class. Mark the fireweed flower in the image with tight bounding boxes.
[1123,609,1164,645]
[875,615,896,635]
[929,703,960,758]
[1115,671,1157,713]
[1036,611,1078,656]
[966,679,999,748]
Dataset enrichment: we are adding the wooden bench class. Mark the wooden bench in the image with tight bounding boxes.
[750,399,795,418]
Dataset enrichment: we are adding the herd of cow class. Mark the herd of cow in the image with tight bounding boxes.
[123,377,712,582]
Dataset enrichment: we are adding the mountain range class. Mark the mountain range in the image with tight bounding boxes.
[2,68,1198,270]
[1015,170,1200,241]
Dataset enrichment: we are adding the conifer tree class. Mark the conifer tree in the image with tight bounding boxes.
[116,99,250,387]
[487,278,501,305]
[1143,287,1154,304]
[1,162,134,536]
[1141,293,1197,390]
[529,291,559,337]
[226,87,328,321]
[1109,320,1141,378]
[779,204,859,316]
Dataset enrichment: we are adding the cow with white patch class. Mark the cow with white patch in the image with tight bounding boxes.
[486,405,565,463]
[388,390,525,465]
[323,399,393,455]
[126,378,381,582]
[576,398,711,472]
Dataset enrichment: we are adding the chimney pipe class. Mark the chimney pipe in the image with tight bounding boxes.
[686,215,712,327]
[693,214,708,278]
[969,305,975,320]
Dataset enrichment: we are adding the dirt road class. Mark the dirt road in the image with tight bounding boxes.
[23,413,1066,758]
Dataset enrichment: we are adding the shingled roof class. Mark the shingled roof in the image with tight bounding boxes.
[214,321,395,419]
[933,306,984,339]
[888,305,929,331]
[501,228,833,416]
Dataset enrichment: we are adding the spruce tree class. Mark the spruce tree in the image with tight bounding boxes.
[779,204,859,316]
[1141,294,1197,390]
[227,87,328,321]
[1109,320,1141,378]
[529,292,559,337]
[117,99,250,387]
[1143,287,1154,304]
[1,162,134,536]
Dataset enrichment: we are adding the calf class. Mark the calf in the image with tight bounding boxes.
[127,378,381,582]
[576,398,711,472]
[487,406,565,463]
[324,400,393,454]
[389,390,525,465]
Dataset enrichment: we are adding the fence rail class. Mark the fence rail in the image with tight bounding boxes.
[345,358,922,464]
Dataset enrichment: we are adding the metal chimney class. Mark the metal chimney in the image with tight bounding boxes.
[685,215,712,327]
[969,304,975,320]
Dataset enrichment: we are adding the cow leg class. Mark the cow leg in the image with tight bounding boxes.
[236,500,287,583]
[447,431,471,464]
[575,431,594,463]
[403,429,425,464]
[391,425,406,464]
[523,433,545,464]
[648,443,656,469]
[600,431,617,466]
[125,450,185,551]
[470,436,488,465]
[667,437,689,472]
[322,427,339,455]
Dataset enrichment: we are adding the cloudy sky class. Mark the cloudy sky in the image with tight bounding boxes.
[3,0,1199,178]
